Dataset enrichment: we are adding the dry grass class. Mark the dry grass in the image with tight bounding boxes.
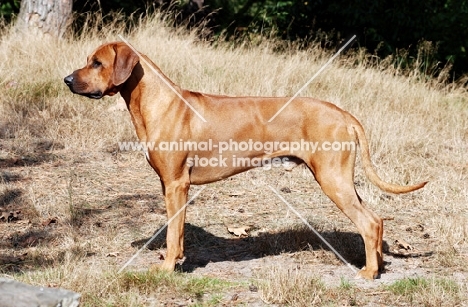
[257,265,326,306]
[256,265,364,306]
[385,277,463,306]
[1,12,467,306]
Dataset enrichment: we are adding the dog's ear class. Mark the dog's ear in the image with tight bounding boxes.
[112,43,139,86]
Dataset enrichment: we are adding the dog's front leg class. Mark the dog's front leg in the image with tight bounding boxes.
[158,179,190,271]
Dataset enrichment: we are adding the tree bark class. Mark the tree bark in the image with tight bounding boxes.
[15,0,73,38]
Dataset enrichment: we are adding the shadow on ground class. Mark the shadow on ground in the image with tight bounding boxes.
[130,223,395,272]
[0,139,63,168]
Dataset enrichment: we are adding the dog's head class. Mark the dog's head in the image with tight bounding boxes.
[64,42,139,99]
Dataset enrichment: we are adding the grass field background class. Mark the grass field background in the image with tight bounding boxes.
[1,13,467,306]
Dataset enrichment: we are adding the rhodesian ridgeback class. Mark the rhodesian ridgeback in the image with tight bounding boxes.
[64,42,427,279]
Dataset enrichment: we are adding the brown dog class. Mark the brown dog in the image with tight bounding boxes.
[64,42,426,279]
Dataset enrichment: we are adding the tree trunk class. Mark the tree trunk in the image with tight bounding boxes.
[15,0,73,38]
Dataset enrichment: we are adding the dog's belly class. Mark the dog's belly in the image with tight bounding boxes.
[187,152,303,184]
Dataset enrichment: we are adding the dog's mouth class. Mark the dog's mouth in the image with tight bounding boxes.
[69,89,103,99]
[66,85,103,99]
[83,91,103,99]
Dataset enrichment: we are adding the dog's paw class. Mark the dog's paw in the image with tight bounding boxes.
[355,267,379,280]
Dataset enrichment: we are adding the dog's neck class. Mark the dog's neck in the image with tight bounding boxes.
[120,58,182,108]
[119,58,190,142]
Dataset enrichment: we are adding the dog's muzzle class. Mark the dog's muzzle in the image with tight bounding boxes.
[63,74,103,99]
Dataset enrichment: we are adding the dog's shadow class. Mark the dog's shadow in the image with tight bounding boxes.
[131,223,391,272]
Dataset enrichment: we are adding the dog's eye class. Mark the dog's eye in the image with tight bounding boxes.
[92,60,102,68]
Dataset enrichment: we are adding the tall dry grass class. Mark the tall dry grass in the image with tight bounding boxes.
[1,11,467,306]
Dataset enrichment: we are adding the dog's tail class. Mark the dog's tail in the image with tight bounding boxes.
[352,122,427,194]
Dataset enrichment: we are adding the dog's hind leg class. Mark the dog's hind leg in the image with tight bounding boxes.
[308,152,384,279]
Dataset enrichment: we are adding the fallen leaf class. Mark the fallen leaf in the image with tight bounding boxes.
[227,225,250,237]
[42,217,58,226]
[2,211,22,223]
[395,238,413,250]
[280,187,291,193]
[229,191,245,197]
[390,237,433,257]
[231,293,239,301]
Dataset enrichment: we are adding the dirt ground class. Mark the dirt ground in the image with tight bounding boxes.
[1,133,467,306]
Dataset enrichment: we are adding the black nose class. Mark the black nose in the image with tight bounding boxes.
[64,75,73,86]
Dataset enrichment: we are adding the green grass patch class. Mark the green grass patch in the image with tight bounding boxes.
[118,270,238,303]
[386,277,462,306]
[387,277,429,296]
[339,276,353,291]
